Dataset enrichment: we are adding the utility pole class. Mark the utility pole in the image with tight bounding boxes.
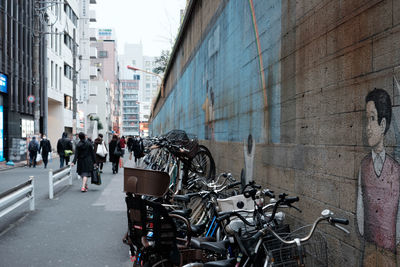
[33,1,41,135]
[72,29,77,135]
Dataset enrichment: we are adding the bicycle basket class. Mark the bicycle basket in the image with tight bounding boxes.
[265,225,327,267]
[124,167,170,197]
[165,130,199,159]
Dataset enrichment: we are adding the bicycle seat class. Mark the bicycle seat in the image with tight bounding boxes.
[200,239,230,256]
[190,221,207,237]
[173,194,191,203]
[170,208,192,218]
[190,236,216,249]
[204,257,236,267]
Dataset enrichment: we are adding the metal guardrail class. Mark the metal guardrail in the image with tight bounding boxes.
[48,165,72,199]
[0,176,35,218]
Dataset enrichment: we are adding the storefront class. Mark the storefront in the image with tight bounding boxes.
[0,73,7,162]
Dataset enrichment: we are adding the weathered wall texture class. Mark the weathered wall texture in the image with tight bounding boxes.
[151,0,400,265]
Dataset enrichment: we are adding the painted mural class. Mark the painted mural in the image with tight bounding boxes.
[357,88,399,266]
[151,0,282,144]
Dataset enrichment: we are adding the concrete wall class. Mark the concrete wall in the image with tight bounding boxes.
[151,0,400,265]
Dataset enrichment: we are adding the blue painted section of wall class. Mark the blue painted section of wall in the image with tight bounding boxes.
[152,0,282,143]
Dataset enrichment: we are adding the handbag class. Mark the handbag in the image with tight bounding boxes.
[91,167,102,185]
[114,146,123,157]
[64,150,73,157]
[96,141,106,157]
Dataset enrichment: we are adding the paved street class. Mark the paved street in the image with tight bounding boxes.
[0,155,135,267]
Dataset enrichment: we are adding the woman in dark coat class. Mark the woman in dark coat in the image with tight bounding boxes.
[72,132,96,192]
[94,134,107,173]
[109,135,122,174]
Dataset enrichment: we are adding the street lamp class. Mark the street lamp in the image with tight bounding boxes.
[126,65,164,98]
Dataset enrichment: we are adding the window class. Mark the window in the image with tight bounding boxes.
[98,51,108,58]
[132,60,136,65]
[64,63,73,80]
[55,29,58,52]
[64,4,78,26]
[145,61,150,67]
[152,83,157,88]
[64,32,74,51]
[51,61,54,87]
[146,83,150,88]
[64,95,72,110]
[133,75,140,80]
[146,76,150,81]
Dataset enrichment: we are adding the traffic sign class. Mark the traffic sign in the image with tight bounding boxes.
[27,95,35,103]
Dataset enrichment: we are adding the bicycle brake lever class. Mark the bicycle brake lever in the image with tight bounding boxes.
[334,224,350,234]
[288,204,302,213]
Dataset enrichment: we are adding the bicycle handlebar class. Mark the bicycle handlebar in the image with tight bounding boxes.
[254,209,350,244]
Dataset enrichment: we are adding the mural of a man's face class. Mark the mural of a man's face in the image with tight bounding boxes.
[366,101,386,150]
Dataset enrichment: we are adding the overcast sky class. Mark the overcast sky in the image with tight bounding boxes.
[94,0,187,57]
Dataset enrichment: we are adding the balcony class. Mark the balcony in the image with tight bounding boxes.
[90,66,98,78]
[89,28,97,41]
[90,46,97,58]
[90,86,98,96]
[89,10,97,22]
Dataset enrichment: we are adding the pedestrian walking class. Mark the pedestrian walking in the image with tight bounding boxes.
[57,132,73,168]
[28,136,39,168]
[132,136,145,165]
[39,134,52,168]
[109,135,122,174]
[127,136,134,153]
[71,132,96,192]
[72,133,79,153]
[119,136,126,156]
[94,134,107,173]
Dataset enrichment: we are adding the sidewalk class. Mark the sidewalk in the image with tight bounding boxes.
[0,155,132,266]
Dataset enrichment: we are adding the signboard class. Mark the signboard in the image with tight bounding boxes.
[0,73,7,93]
[97,28,115,41]
[27,95,35,103]
[0,106,4,161]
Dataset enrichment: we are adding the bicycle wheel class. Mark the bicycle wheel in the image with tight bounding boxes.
[188,145,216,182]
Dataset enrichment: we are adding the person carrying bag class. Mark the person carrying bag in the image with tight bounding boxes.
[94,134,107,173]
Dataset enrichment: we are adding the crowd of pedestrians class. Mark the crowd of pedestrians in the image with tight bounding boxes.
[26,132,145,191]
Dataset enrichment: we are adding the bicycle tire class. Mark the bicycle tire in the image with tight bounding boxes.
[188,145,216,182]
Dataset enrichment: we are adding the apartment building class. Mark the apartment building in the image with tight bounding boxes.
[119,43,160,136]
[46,0,81,147]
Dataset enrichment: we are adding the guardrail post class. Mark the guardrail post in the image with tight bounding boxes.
[49,169,54,199]
[29,176,35,211]
[68,165,72,185]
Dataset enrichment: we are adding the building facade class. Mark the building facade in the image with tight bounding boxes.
[0,0,46,162]
[120,80,140,136]
[89,28,120,138]
[120,43,159,136]
[46,0,81,148]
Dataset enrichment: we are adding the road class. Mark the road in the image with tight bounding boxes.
[0,155,136,267]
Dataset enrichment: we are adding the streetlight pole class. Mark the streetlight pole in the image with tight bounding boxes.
[126,65,164,98]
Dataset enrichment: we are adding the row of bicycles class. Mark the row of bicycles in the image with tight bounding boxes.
[123,130,350,266]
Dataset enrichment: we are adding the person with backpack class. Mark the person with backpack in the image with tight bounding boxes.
[94,133,107,173]
[28,136,39,168]
[57,132,73,168]
[71,132,96,192]
[132,136,144,165]
[39,134,52,168]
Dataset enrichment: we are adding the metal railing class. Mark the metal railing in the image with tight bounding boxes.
[48,165,72,199]
[0,176,35,218]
